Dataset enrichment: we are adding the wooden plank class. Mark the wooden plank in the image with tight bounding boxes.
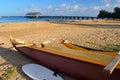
[104,51,120,74]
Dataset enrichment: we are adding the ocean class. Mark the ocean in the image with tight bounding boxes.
[0,16,71,23]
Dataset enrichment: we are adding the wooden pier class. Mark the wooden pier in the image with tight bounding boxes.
[25,15,108,20]
[39,16,98,20]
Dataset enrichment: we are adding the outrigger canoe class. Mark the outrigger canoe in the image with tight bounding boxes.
[10,37,120,80]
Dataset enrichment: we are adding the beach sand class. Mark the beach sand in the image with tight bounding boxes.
[0,20,120,80]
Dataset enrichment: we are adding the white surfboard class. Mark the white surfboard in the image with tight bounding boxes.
[22,64,64,80]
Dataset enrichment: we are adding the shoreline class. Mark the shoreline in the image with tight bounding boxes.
[0,20,120,80]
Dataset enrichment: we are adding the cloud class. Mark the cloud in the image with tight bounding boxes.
[19,3,107,16]
[113,4,120,8]
[116,0,120,2]
[43,4,91,16]
[27,5,42,12]
[73,5,79,10]
[102,0,110,4]
[102,0,111,8]
[93,6,101,10]
[22,3,99,16]
[105,3,110,7]
[71,0,77,4]
[48,5,53,9]
[19,0,119,16]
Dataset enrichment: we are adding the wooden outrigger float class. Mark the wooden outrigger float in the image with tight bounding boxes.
[10,37,120,80]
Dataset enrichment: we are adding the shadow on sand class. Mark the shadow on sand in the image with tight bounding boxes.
[0,46,78,80]
[0,46,33,80]
[49,20,120,28]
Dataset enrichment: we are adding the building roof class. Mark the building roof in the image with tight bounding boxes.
[26,12,41,16]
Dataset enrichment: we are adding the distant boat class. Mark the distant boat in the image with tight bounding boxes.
[10,37,120,80]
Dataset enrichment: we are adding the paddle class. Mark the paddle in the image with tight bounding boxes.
[104,51,120,74]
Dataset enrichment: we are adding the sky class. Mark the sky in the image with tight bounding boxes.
[0,0,120,16]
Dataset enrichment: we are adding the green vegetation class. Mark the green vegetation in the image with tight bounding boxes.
[86,41,120,52]
[104,44,120,52]
[2,66,17,80]
[97,7,120,19]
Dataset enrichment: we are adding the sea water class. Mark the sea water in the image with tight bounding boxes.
[0,16,71,23]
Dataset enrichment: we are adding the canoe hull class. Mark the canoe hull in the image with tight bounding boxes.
[15,46,120,80]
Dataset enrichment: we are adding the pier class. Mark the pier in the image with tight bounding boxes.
[39,16,98,20]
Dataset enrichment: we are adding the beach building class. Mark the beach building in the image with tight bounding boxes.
[25,12,41,18]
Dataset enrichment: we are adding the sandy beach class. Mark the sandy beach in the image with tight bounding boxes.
[0,20,120,80]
